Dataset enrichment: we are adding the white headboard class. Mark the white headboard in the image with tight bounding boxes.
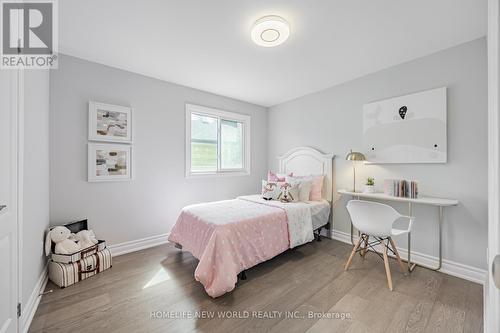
[278,147,335,202]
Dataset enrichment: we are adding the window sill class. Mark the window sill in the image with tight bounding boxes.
[185,171,250,179]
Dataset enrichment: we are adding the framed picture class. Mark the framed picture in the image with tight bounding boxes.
[88,143,133,182]
[362,87,447,164]
[88,101,133,143]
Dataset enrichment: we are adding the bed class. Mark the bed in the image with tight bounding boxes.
[168,147,334,297]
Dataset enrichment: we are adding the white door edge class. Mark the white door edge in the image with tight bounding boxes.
[16,69,24,332]
[487,0,500,332]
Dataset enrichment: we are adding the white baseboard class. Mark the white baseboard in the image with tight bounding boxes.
[21,263,48,333]
[330,229,487,285]
[108,233,170,257]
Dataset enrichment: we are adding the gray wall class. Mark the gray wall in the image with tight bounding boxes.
[50,39,487,271]
[50,55,268,245]
[23,70,50,305]
[268,38,488,270]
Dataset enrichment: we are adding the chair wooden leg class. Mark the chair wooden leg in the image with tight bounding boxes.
[344,237,362,271]
[361,235,369,258]
[389,237,407,274]
[382,239,393,291]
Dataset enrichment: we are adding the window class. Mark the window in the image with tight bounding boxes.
[186,104,250,177]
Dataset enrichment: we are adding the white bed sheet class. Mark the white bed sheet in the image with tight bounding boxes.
[309,200,331,230]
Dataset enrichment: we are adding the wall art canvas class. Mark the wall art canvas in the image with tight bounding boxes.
[362,87,447,164]
[88,143,132,182]
[88,101,133,143]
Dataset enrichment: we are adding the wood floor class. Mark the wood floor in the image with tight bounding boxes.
[30,238,483,333]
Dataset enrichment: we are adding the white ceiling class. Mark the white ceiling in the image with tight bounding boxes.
[59,0,487,107]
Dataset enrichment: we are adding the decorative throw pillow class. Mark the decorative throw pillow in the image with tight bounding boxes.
[308,175,324,201]
[287,175,324,201]
[285,176,312,202]
[268,170,293,182]
[298,180,313,202]
[277,182,299,202]
[261,180,282,200]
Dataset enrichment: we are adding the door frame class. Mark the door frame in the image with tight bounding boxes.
[16,69,24,331]
[3,69,22,332]
[8,68,24,332]
[487,0,500,332]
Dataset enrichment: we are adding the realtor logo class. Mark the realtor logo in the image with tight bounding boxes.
[1,0,58,69]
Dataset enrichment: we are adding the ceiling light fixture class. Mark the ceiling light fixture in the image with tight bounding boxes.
[251,15,290,47]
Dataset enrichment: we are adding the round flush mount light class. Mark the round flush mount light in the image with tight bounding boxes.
[251,15,290,47]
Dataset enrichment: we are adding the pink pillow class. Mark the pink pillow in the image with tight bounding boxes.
[267,170,293,182]
[309,175,324,201]
[292,174,324,201]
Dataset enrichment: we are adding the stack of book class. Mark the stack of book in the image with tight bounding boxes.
[384,179,419,199]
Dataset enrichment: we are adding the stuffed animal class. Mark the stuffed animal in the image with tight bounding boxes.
[45,226,81,256]
[75,230,98,249]
[262,181,278,200]
[277,182,294,202]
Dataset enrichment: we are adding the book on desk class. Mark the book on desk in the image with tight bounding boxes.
[383,179,419,199]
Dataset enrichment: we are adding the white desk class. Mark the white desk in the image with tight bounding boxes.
[337,189,459,272]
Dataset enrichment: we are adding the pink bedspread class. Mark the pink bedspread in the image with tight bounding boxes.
[168,198,290,297]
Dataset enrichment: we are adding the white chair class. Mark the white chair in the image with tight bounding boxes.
[344,200,415,291]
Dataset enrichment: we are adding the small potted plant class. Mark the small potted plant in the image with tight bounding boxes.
[364,177,375,193]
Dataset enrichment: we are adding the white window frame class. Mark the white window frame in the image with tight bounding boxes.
[185,103,251,178]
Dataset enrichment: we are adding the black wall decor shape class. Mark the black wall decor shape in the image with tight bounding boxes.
[399,106,407,119]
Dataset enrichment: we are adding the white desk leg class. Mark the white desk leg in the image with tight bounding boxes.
[407,202,417,273]
[406,205,444,272]
[349,195,360,246]
[438,206,443,270]
[426,206,443,271]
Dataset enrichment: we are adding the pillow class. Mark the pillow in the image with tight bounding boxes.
[287,175,324,201]
[277,182,299,202]
[268,170,293,182]
[298,180,313,202]
[285,177,312,202]
[261,180,282,200]
[308,175,324,201]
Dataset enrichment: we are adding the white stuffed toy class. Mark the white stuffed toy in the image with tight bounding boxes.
[75,230,98,249]
[45,226,81,256]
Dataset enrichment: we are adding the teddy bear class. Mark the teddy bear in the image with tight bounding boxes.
[45,226,81,256]
[74,230,98,249]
